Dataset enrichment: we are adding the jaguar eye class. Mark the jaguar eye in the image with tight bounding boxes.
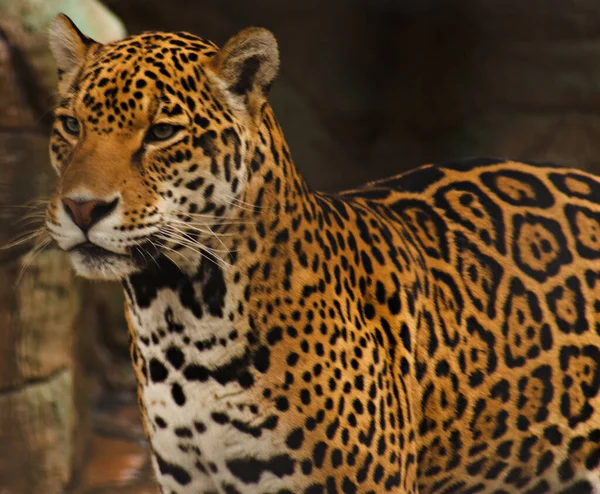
[147,123,179,141]
[62,117,80,136]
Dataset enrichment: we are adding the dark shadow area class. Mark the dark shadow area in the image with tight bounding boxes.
[106,0,600,191]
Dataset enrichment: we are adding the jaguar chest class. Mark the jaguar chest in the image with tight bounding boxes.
[123,259,301,491]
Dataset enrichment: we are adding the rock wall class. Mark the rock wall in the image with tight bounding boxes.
[0,2,125,492]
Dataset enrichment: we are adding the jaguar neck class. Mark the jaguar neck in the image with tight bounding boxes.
[122,105,317,334]
[232,105,315,241]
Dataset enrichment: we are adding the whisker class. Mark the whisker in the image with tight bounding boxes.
[1,227,47,250]
[215,191,273,212]
[0,197,50,208]
[156,232,231,268]
[165,211,254,225]
[205,224,233,262]
[13,217,46,228]
[12,212,47,227]
[160,251,183,271]
[15,211,47,219]
[153,239,191,264]
[151,241,187,271]
[165,218,237,237]
[160,225,232,254]
[156,232,223,256]
[15,235,52,286]
[132,239,161,270]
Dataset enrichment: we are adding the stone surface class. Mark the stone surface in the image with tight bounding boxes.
[0,132,55,264]
[14,252,80,380]
[0,370,74,494]
[0,233,82,494]
[0,1,126,493]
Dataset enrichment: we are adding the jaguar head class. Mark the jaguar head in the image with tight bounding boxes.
[45,14,279,279]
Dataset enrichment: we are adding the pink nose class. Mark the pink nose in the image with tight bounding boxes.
[62,197,118,233]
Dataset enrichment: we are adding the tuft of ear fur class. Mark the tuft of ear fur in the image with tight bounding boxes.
[210,27,279,121]
[49,14,99,76]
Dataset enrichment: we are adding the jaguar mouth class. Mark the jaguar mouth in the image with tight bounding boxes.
[71,240,163,266]
[71,241,127,260]
[66,240,163,280]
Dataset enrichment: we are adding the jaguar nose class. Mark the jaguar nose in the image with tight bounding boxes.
[62,197,119,233]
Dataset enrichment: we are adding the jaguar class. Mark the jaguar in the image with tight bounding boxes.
[45,13,600,493]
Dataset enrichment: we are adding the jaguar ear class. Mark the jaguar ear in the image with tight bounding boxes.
[49,14,99,78]
[210,27,279,122]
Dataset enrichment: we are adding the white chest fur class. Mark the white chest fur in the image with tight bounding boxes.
[125,274,297,493]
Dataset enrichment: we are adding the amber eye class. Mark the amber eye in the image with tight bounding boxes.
[61,117,81,136]
[147,123,179,142]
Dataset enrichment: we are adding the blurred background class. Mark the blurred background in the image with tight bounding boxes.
[2,0,600,492]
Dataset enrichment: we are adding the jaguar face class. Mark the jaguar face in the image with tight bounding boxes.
[45,15,278,279]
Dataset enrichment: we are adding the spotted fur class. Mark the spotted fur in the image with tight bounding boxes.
[46,13,600,494]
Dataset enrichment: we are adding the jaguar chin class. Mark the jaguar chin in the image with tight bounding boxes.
[67,242,156,280]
